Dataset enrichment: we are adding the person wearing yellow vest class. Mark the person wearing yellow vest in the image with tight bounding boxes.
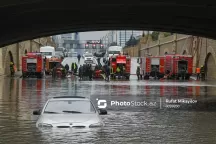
[196,67,200,80]
[200,65,205,80]
[10,62,15,77]
[116,65,121,77]
[71,63,77,74]
[110,67,114,74]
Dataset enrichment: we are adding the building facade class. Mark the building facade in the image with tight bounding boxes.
[102,30,143,47]
[118,30,143,47]
[0,37,56,76]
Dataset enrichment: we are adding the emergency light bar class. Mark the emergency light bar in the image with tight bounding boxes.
[116,57,126,63]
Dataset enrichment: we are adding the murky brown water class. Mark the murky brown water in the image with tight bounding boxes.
[1,76,216,143]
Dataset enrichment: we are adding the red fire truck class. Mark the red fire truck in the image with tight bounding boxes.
[45,57,62,75]
[22,52,44,78]
[138,54,193,80]
[110,54,131,79]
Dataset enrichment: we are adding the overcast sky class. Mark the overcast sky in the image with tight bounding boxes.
[79,31,109,40]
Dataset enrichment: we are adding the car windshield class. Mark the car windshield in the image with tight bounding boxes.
[109,51,120,54]
[85,54,93,57]
[44,100,96,114]
[41,52,52,56]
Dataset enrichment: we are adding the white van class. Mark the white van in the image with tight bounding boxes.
[40,46,55,58]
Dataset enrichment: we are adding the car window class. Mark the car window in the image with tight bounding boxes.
[44,100,96,114]
[109,51,120,54]
[85,54,93,57]
[41,52,52,56]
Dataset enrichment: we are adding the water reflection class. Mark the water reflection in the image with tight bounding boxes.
[0,77,216,143]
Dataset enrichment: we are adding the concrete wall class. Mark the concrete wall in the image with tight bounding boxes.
[140,34,193,56]
[0,37,56,76]
[123,45,140,57]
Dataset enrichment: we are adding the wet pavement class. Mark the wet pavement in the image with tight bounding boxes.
[0,74,216,144]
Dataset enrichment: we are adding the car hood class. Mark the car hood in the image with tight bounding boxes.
[39,114,98,124]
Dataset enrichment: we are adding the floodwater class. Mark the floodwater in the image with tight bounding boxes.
[1,75,216,144]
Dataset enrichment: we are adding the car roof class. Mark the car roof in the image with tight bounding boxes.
[49,96,90,101]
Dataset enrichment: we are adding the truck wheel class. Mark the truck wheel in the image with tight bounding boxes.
[126,76,130,80]
[22,73,26,78]
[37,73,43,78]
[185,75,189,80]
[144,75,149,80]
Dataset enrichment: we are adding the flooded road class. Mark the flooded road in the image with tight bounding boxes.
[1,76,216,144]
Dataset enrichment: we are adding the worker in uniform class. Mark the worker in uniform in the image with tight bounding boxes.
[88,64,93,80]
[122,65,126,78]
[82,64,86,79]
[78,65,83,80]
[105,65,110,81]
[200,65,205,80]
[71,62,77,74]
[77,54,81,63]
[75,63,78,74]
[136,66,140,80]
[196,67,200,80]
[116,65,121,78]
[119,64,123,76]
[52,66,57,79]
[140,67,143,80]
[152,66,158,80]
[61,66,66,78]
[180,66,186,80]
[65,64,69,74]
[110,65,114,79]
[44,57,47,69]
[10,62,15,77]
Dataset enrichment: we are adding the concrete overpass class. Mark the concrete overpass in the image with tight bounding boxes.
[0,1,216,47]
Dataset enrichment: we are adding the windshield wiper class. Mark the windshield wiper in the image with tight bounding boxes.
[44,111,59,114]
[62,110,82,113]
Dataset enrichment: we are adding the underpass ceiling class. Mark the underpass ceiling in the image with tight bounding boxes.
[0,1,216,47]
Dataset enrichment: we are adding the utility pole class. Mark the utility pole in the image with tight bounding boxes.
[147,31,150,55]
[125,30,126,46]
[119,31,122,46]
[116,30,118,45]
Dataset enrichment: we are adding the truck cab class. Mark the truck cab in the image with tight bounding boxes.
[40,46,55,59]
[109,54,131,80]
[45,57,62,75]
[22,52,44,78]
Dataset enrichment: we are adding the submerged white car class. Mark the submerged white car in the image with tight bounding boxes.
[33,96,107,128]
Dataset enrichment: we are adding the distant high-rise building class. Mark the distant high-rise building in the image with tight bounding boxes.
[103,30,143,47]
[117,30,143,47]
[52,35,63,47]
[61,33,73,40]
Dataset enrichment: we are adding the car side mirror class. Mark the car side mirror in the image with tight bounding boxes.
[98,109,107,115]
[33,109,41,115]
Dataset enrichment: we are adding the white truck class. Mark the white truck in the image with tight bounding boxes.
[40,46,55,58]
[104,46,123,61]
